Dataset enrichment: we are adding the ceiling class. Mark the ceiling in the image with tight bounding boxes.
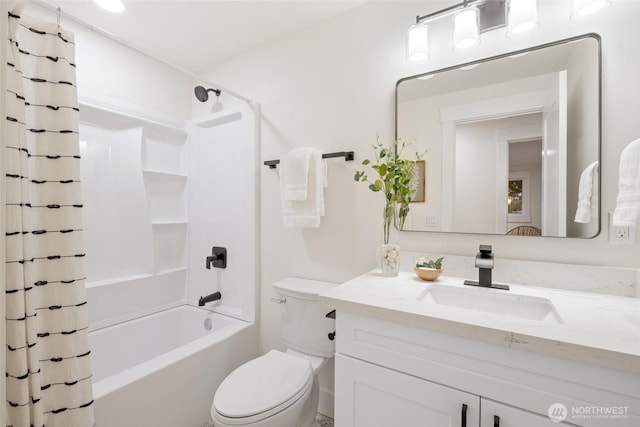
[36,0,368,72]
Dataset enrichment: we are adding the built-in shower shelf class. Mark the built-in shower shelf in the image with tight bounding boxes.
[143,169,187,179]
[79,99,187,136]
[155,267,188,277]
[151,221,187,226]
[86,273,154,289]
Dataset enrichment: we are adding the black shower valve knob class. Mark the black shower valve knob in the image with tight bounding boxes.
[206,246,227,269]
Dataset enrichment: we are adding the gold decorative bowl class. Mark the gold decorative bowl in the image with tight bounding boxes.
[414,267,443,281]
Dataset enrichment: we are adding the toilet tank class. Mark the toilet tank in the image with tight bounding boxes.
[272,277,338,358]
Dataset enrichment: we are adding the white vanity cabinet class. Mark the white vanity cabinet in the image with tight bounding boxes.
[336,354,565,427]
[480,399,569,427]
[336,354,478,427]
[334,311,638,427]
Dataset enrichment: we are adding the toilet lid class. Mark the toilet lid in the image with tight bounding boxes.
[213,350,312,418]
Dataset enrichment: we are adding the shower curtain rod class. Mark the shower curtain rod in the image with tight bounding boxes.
[29,0,254,105]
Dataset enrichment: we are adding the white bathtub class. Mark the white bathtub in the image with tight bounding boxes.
[89,305,258,427]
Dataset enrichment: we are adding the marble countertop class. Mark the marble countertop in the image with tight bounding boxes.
[321,270,640,373]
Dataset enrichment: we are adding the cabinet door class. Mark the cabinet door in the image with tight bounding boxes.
[335,354,480,427]
[481,399,583,427]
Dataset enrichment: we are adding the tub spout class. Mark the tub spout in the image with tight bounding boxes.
[198,291,222,306]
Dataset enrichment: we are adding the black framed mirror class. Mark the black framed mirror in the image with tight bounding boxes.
[395,34,601,238]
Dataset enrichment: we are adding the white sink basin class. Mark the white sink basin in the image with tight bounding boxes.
[418,284,561,324]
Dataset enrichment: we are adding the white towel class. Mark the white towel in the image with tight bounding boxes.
[574,161,599,223]
[280,149,327,228]
[282,147,314,201]
[613,138,640,226]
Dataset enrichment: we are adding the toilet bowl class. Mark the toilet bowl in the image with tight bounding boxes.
[211,278,337,427]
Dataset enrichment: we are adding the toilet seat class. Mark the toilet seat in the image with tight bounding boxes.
[212,350,313,425]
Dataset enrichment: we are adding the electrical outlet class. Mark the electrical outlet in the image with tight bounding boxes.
[616,227,630,239]
[609,212,636,245]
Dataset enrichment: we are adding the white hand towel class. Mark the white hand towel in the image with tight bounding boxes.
[574,161,599,223]
[282,147,314,201]
[613,138,640,226]
[281,149,326,228]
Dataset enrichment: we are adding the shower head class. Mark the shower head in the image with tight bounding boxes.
[194,85,221,102]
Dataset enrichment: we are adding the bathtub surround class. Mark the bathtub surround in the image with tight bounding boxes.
[79,101,188,329]
[4,7,94,426]
[77,95,257,330]
[187,102,258,323]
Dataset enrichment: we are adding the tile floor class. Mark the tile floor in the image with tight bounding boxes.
[316,413,334,427]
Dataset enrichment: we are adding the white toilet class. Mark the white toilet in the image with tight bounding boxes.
[211,277,337,427]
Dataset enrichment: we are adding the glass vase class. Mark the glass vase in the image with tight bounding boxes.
[380,243,400,276]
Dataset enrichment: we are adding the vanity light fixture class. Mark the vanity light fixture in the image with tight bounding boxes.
[406,0,608,63]
[453,7,481,50]
[407,0,515,63]
[94,0,125,13]
[571,0,611,18]
[507,0,539,35]
[407,23,430,62]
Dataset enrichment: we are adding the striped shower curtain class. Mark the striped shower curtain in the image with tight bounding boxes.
[5,3,94,426]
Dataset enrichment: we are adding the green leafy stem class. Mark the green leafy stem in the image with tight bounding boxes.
[354,136,424,244]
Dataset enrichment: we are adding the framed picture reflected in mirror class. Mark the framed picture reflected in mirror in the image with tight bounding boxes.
[411,160,425,203]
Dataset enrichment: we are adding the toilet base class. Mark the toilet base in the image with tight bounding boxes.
[300,376,319,427]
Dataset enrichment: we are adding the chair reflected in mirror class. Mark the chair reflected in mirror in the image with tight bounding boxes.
[506,225,542,236]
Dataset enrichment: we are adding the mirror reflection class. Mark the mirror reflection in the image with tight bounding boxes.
[396,34,600,238]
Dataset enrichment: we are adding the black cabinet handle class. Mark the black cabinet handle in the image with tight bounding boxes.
[494,415,500,427]
[461,403,467,427]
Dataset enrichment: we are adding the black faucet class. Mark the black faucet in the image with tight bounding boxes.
[206,246,227,269]
[198,291,222,306]
[464,245,510,290]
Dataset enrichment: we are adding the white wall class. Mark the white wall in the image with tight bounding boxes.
[396,95,444,231]
[455,121,499,233]
[454,114,542,233]
[187,106,258,323]
[24,3,193,120]
[201,0,640,362]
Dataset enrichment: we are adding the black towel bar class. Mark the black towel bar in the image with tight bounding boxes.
[264,151,354,169]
